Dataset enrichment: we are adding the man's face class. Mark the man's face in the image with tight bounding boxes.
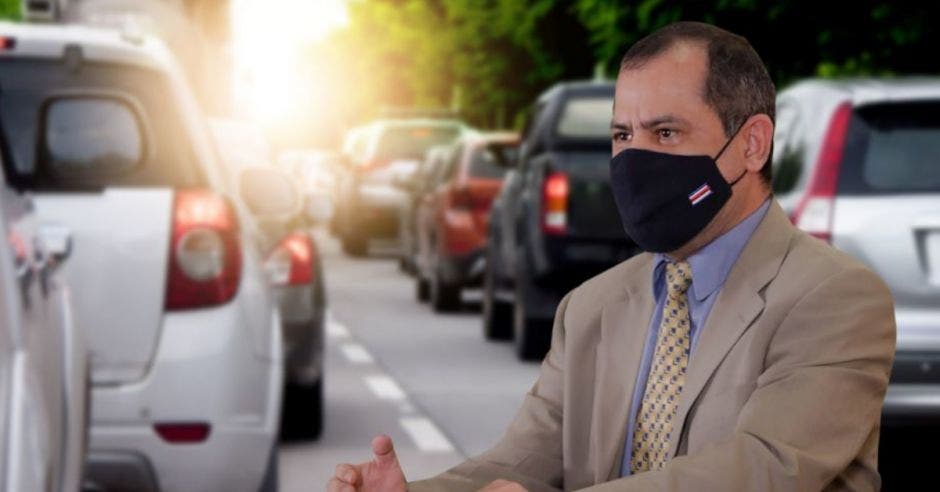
[611,42,738,182]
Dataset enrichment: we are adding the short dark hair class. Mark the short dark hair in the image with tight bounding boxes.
[620,22,775,185]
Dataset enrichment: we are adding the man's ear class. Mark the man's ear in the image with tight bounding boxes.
[742,114,774,173]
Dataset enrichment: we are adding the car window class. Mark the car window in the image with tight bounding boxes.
[373,125,461,162]
[838,101,940,194]
[469,143,517,179]
[0,58,204,190]
[555,96,613,139]
[43,97,143,174]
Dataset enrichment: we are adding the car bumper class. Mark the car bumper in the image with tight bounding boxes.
[439,249,486,287]
[352,184,406,238]
[85,302,284,492]
[882,384,940,426]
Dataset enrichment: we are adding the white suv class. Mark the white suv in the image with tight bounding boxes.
[0,131,88,492]
[0,23,284,491]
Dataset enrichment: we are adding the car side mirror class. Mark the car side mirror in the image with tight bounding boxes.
[238,167,301,219]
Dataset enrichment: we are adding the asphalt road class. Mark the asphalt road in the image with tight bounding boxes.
[279,231,541,490]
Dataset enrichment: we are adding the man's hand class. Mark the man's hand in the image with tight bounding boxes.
[327,435,406,492]
[479,479,528,492]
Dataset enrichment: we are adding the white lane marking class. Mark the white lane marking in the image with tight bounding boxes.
[327,321,350,339]
[334,314,459,455]
[399,417,455,452]
[364,375,406,401]
[341,343,375,364]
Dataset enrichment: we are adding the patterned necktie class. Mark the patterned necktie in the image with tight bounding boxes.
[631,261,693,473]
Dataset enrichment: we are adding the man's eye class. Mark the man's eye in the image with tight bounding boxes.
[658,129,675,139]
[613,132,630,142]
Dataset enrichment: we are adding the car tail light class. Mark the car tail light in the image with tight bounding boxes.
[790,102,853,243]
[264,232,314,286]
[542,172,569,235]
[154,422,211,444]
[0,36,15,51]
[165,190,241,310]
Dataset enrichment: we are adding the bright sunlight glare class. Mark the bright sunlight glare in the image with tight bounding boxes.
[231,0,348,123]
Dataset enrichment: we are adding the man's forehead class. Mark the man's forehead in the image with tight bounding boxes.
[613,42,709,118]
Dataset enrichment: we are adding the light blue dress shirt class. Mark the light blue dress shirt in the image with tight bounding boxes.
[619,200,771,477]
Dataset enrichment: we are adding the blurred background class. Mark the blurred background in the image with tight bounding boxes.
[0,1,938,491]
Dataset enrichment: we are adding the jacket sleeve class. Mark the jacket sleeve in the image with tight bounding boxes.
[407,292,572,492]
[579,266,896,492]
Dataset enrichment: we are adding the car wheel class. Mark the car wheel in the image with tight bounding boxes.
[416,276,430,302]
[257,443,279,492]
[341,232,368,257]
[430,267,460,312]
[279,379,323,441]
[513,268,551,361]
[482,245,512,340]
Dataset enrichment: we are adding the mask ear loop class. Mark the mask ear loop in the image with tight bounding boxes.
[712,120,746,161]
[714,119,749,187]
[728,169,748,187]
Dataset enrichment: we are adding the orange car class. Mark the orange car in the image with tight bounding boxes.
[415,133,519,311]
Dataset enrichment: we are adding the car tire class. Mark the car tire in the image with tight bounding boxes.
[482,245,512,340]
[430,268,461,312]
[416,276,430,302]
[257,444,279,492]
[341,232,368,257]
[279,379,323,441]
[398,256,412,274]
[513,264,551,361]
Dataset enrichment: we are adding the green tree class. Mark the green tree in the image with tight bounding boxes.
[322,0,593,129]
[573,0,939,87]
[0,0,20,21]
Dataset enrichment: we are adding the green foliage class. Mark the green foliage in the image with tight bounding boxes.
[572,0,938,88]
[324,0,592,129]
[324,0,938,129]
[0,0,21,21]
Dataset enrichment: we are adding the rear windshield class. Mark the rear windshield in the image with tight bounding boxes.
[556,97,613,139]
[839,101,940,194]
[469,143,517,178]
[0,58,204,190]
[373,125,461,161]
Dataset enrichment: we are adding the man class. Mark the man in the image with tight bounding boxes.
[328,21,896,492]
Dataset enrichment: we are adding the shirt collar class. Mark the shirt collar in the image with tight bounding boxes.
[651,199,771,302]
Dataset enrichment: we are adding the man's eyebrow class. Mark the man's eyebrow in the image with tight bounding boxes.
[640,114,691,129]
[610,120,631,131]
[609,114,692,132]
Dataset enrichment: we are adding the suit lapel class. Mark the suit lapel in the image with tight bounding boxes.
[668,201,796,457]
[591,256,656,482]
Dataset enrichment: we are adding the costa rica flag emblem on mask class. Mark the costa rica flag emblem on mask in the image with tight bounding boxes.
[688,183,713,206]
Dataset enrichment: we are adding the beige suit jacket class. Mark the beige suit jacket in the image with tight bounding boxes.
[410,201,896,492]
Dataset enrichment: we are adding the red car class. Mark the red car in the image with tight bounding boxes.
[415,133,519,311]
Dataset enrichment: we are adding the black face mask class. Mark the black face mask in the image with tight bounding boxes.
[609,131,746,253]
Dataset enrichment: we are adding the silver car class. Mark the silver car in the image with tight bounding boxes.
[0,129,88,492]
[773,77,940,424]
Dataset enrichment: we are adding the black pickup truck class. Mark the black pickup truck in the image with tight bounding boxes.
[483,81,642,360]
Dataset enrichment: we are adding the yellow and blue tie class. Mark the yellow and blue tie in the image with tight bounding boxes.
[631,261,693,473]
